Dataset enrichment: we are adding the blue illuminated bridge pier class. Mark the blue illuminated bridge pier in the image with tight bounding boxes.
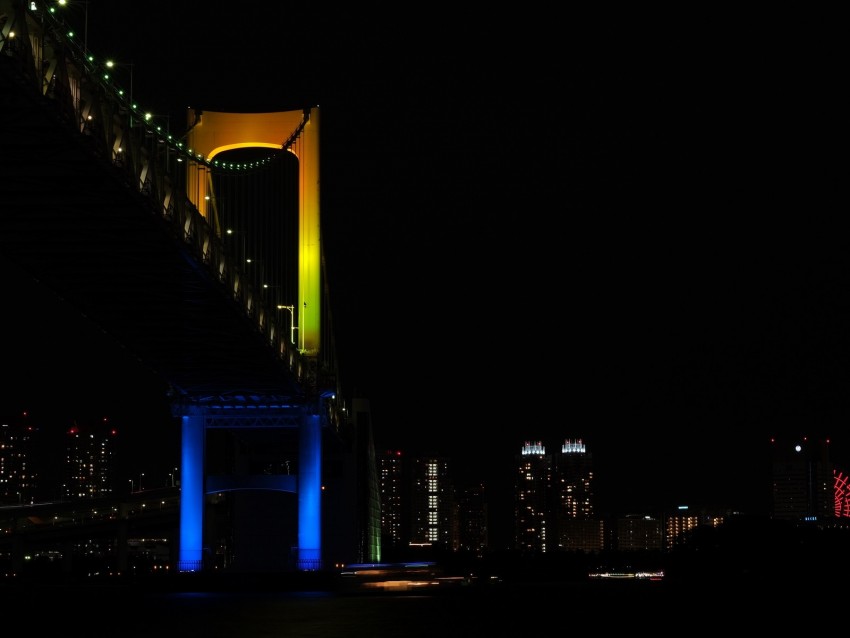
[0,1,380,574]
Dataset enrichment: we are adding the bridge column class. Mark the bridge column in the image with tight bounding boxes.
[178,413,205,571]
[297,411,321,570]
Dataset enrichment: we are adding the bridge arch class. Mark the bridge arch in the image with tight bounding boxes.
[185,107,321,357]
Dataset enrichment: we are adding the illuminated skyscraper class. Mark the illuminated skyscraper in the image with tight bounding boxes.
[63,419,118,500]
[515,439,601,554]
[515,441,553,554]
[408,456,457,552]
[554,439,602,551]
[380,451,480,558]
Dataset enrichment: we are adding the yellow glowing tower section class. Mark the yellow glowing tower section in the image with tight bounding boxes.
[185,106,321,356]
[298,109,320,356]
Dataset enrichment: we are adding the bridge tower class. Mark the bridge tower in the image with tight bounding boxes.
[0,3,356,573]
[177,107,325,572]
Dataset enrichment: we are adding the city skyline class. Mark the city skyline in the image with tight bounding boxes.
[5,412,849,572]
[6,404,847,550]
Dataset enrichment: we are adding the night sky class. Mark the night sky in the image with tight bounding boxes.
[3,3,847,533]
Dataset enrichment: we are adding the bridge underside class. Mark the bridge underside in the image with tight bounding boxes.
[0,55,303,403]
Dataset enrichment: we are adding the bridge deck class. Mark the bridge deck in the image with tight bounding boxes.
[0,54,303,402]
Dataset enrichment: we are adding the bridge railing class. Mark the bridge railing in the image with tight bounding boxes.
[0,0,322,392]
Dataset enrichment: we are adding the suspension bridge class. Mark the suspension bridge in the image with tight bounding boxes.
[0,0,379,574]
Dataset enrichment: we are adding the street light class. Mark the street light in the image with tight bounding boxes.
[144,112,171,137]
[276,304,299,345]
[262,282,282,302]
[222,228,247,252]
[139,472,145,492]
[244,257,267,291]
[105,59,134,108]
[145,112,174,170]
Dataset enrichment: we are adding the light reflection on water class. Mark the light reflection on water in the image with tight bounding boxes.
[3,576,834,636]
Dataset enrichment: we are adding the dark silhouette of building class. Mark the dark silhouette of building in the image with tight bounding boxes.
[379,449,405,557]
[456,483,488,556]
[771,435,833,521]
[348,397,381,564]
[0,411,39,505]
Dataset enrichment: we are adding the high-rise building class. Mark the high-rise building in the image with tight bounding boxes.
[515,441,553,554]
[456,483,488,557]
[63,418,118,500]
[0,411,39,505]
[515,439,602,554]
[379,451,486,559]
[379,449,405,555]
[553,439,602,551]
[771,435,834,521]
[408,456,457,552]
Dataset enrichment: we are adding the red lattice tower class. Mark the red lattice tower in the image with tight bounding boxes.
[834,469,850,518]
